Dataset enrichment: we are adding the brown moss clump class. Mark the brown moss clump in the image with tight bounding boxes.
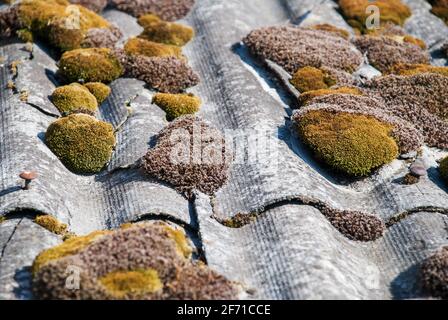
[307,24,351,40]
[81,26,122,49]
[51,83,98,115]
[430,0,448,24]
[353,35,430,73]
[83,82,111,104]
[110,0,196,21]
[296,110,399,176]
[123,54,199,93]
[338,0,411,33]
[32,230,110,275]
[68,0,108,13]
[439,156,448,183]
[138,14,194,46]
[13,0,114,51]
[403,173,419,185]
[99,269,163,298]
[421,246,448,299]
[243,26,363,74]
[143,115,232,198]
[124,37,184,59]
[298,86,363,106]
[58,48,124,83]
[387,63,448,77]
[152,92,201,120]
[35,215,68,236]
[32,222,237,300]
[45,114,116,174]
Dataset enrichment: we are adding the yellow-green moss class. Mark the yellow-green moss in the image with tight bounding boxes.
[51,83,98,115]
[163,225,193,259]
[138,14,194,46]
[309,24,351,39]
[99,269,163,298]
[431,0,448,24]
[290,66,337,92]
[16,29,34,43]
[35,215,68,235]
[338,0,411,33]
[32,230,110,275]
[0,216,5,224]
[83,82,111,104]
[152,93,201,120]
[402,35,427,49]
[298,87,363,106]
[45,114,116,174]
[124,37,184,59]
[439,156,448,182]
[17,0,111,51]
[58,48,124,83]
[298,110,399,176]
[388,63,448,76]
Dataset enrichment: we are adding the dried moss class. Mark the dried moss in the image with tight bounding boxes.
[421,246,448,299]
[353,35,430,73]
[58,48,124,83]
[243,26,363,74]
[152,92,201,120]
[33,222,237,300]
[45,114,116,174]
[221,213,258,228]
[51,83,98,115]
[142,116,232,198]
[430,0,448,24]
[15,0,112,51]
[307,24,350,40]
[296,110,398,177]
[83,82,111,104]
[298,86,363,106]
[32,230,110,275]
[403,173,419,185]
[124,37,184,59]
[138,15,194,46]
[35,215,68,236]
[99,269,163,298]
[69,0,108,13]
[111,0,196,21]
[338,0,411,33]
[387,63,448,77]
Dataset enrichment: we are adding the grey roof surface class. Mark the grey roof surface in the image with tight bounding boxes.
[1,0,448,300]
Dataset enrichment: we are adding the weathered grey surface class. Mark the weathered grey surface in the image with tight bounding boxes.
[0,0,447,300]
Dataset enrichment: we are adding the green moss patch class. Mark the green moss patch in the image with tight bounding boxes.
[138,14,194,46]
[124,37,184,60]
[16,0,111,51]
[338,0,411,33]
[51,83,98,115]
[298,86,363,106]
[45,114,116,174]
[297,110,399,176]
[290,66,337,92]
[35,215,68,235]
[58,48,124,83]
[152,93,201,120]
[83,82,111,104]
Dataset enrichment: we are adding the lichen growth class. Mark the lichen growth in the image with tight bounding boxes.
[32,230,110,275]
[152,93,201,120]
[298,86,363,106]
[83,82,111,104]
[338,0,411,33]
[296,110,399,176]
[99,269,163,298]
[15,0,112,51]
[138,14,194,46]
[290,66,337,92]
[387,63,448,77]
[124,37,184,60]
[58,48,124,83]
[45,114,116,174]
[51,83,98,115]
[35,215,68,236]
